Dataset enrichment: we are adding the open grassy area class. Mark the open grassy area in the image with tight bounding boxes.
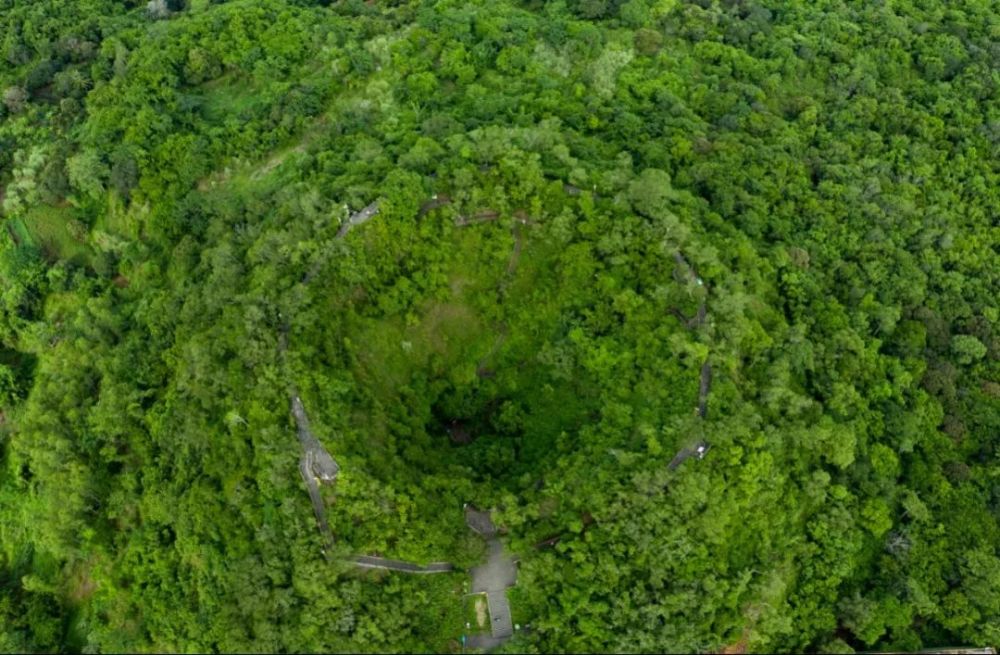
[6,217,33,248]
[91,192,139,241]
[21,205,93,267]
[197,74,266,123]
[464,593,490,635]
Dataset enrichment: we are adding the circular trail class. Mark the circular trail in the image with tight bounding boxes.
[279,191,716,652]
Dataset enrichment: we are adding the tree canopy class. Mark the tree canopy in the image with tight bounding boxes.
[0,0,997,652]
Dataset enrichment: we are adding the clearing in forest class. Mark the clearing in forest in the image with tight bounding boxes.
[20,205,94,266]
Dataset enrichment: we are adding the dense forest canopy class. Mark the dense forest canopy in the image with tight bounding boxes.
[0,0,998,652]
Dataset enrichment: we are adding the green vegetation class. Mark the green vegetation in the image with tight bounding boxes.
[1,0,998,652]
[22,205,93,265]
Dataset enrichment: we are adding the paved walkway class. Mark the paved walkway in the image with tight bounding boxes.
[465,507,517,648]
[667,440,709,471]
[470,540,517,592]
[336,200,380,238]
[465,507,497,538]
[288,393,339,555]
[351,555,454,574]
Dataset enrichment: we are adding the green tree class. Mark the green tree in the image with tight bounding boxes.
[66,149,109,200]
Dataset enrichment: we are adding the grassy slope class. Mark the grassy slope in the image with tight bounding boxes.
[20,205,93,267]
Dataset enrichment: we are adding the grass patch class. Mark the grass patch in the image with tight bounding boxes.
[91,192,139,241]
[195,65,332,193]
[460,592,493,640]
[339,214,606,482]
[7,217,33,248]
[197,74,266,123]
[21,205,93,267]
[348,285,494,408]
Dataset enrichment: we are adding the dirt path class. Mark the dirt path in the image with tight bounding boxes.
[476,324,508,379]
[278,318,337,553]
[197,114,329,191]
[281,228,465,575]
[667,440,709,471]
[292,396,340,481]
[455,209,500,226]
[298,453,334,558]
[418,194,452,217]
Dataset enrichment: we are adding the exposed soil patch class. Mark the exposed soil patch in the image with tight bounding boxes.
[448,420,474,445]
[67,561,98,604]
[475,596,487,628]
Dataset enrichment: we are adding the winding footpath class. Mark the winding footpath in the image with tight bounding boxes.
[335,200,381,239]
[272,188,720,651]
[275,200,520,652]
[667,250,714,471]
[278,319,340,558]
[351,556,454,574]
[290,395,339,558]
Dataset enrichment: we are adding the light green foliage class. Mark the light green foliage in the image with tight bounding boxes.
[951,334,987,364]
[3,146,50,216]
[626,168,674,219]
[869,443,900,480]
[66,149,109,200]
[589,43,634,99]
[0,0,997,653]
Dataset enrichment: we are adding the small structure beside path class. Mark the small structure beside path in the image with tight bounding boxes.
[336,200,381,239]
[464,505,518,649]
[290,394,340,557]
[668,440,710,471]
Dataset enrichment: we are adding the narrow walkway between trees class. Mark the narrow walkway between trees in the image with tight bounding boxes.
[335,200,381,238]
[351,556,454,574]
[465,506,517,649]
[668,250,714,472]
